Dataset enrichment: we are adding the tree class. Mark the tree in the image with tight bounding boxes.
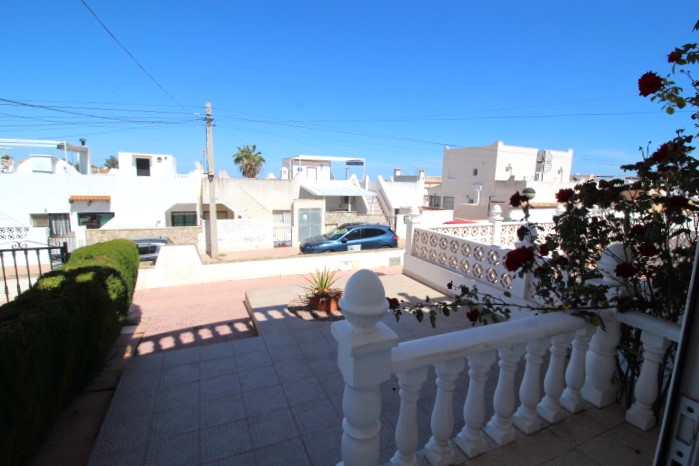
[233,145,265,178]
[103,155,119,169]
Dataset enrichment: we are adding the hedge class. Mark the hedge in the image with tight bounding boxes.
[0,239,139,466]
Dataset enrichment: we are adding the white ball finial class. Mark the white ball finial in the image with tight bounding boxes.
[340,269,388,329]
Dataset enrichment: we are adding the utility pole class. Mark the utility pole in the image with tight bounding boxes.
[206,101,218,260]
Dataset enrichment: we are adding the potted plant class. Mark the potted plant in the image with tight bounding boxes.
[303,267,343,312]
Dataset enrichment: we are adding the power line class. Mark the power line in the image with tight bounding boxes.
[78,0,188,112]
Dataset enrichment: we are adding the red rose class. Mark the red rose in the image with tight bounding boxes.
[466,308,480,323]
[510,192,526,207]
[666,196,689,209]
[504,246,534,272]
[615,262,637,278]
[538,244,549,256]
[668,50,681,63]
[555,188,575,203]
[638,243,659,257]
[638,72,663,97]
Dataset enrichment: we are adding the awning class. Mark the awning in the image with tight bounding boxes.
[69,195,111,202]
[301,183,376,197]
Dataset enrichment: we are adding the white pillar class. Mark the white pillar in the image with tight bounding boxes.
[581,319,621,407]
[485,344,526,445]
[424,359,465,466]
[390,368,428,466]
[455,350,497,457]
[626,331,670,431]
[332,270,399,466]
[537,333,573,423]
[513,338,548,434]
[561,326,595,413]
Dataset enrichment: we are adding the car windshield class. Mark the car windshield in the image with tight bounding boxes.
[324,226,351,240]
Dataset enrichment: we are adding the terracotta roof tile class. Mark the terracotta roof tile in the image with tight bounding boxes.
[69,195,111,202]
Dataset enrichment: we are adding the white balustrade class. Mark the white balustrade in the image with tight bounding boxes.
[512,338,548,434]
[537,333,574,423]
[391,367,428,466]
[484,344,526,445]
[454,350,497,457]
[334,269,683,465]
[424,359,465,466]
[560,327,595,413]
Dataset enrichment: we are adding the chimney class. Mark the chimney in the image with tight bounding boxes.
[394,168,401,177]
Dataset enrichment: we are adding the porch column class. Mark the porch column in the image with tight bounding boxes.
[332,269,399,466]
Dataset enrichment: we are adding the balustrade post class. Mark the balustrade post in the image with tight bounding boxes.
[331,270,399,466]
[390,367,428,466]
[512,338,548,434]
[581,316,621,408]
[424,358,465,466]
[485,344,526,445]
[455,350,497,457]
[537,333,573,423]
[560,326,595,413]
[625,331,670,431]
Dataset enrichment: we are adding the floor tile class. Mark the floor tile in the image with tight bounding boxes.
[240,365,280,392]
[200,372,242,401]
[253,437,312,465]
[291,398,342,434]
[282,375,327,406]
[150,404,199,439]
[145,430,199,466]
[200,419,252,463]
[200,393,246,428]
[243,385,289,417]
[248,408,300,448]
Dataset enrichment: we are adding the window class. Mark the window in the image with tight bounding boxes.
[49,213,70,236]
[473,168,479,176]
[442,197,455,210]
[428,195,441,208]
[171,211,197,227]
[136,158,151,176]
[447,169,456,180]
[78,212,115,229]
[363,228,385,238]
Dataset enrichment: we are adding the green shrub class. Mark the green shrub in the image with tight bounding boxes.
[0,239,139,466]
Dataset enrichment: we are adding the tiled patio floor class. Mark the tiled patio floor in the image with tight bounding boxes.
[84,270,659,465]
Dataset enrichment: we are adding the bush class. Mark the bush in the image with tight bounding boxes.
[0,239,139,466]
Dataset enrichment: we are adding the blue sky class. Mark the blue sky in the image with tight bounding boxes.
[2,1,697,179]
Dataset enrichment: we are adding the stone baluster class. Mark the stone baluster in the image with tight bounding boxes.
[537,333,573,423]
[424,358,465,466]
[581,318,621,407]
[625,331,670,431]
[512,338,548,434]
[454,350,497,458]
[485,344,525,445]
[390,367,428,466]
[455,350,497,457]
[560,326,595,413]
[332,270,399,466]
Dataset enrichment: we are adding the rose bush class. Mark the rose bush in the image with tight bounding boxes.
[393,20,699,411]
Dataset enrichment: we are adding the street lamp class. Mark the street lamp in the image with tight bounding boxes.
[522,187,536,201]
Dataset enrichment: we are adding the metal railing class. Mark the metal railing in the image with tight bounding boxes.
[0,240,70,303]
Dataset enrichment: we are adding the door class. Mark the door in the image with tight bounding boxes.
[298,208,321,242]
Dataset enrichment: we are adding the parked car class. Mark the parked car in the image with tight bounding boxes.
[299,223,398,254]
[132,237,172,263]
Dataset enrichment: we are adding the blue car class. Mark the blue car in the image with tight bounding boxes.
[299,224,398,253]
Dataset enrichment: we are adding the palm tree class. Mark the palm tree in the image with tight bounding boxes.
[233,145,265,178]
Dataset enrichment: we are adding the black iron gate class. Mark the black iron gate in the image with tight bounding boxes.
[0,240,70,304]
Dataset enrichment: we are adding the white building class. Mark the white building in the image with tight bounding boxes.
[428,141,582,221]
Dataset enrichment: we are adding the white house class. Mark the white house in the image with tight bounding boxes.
[428,141,583,221]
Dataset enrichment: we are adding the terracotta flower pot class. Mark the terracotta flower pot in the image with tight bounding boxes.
[309,295,341,312]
